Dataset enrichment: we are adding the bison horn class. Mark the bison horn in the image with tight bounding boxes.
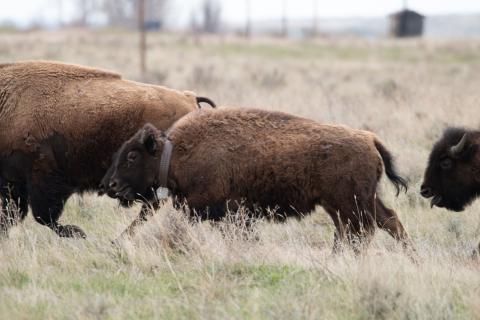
[449,133,468,156]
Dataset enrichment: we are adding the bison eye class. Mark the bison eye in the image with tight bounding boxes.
[127,151,138,163]
[440,158,452,170]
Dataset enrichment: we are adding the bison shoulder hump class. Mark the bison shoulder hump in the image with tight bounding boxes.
[1,61,121,81]
[0,62,15,69]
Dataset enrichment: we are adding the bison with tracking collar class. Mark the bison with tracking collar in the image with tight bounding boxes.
[0,61,215,238]
[103,107,412,252]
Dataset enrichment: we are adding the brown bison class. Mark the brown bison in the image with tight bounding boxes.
[0,61,215,238]
[421,128,480,251]
[103,107,412,251]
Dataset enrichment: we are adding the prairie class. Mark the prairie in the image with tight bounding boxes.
[1,30,480,319]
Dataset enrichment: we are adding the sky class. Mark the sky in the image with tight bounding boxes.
[1,0,480,28]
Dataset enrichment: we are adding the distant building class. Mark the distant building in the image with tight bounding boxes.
[389,9,425,37]
[144,20,162,31]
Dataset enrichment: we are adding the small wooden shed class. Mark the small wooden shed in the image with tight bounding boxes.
[389,9,425,37]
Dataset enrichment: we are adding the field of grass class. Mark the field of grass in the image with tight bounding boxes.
[1,30,480,319]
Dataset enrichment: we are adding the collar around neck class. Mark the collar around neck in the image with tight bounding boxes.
[158,138,173,188]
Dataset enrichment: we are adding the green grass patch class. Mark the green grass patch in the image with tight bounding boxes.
[1,269,31,289]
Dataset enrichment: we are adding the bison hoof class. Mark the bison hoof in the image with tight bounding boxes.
[57,225,87,239]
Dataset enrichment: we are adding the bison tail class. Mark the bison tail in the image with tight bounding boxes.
[196,96,216,109]
[374,139,408,196]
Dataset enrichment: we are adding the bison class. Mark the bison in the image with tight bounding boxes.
[0,61,215,238]
[103,107,412,252]
[420,128,480,251]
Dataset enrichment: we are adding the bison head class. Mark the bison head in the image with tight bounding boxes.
[101,123,165,204]
[421,127,480,212]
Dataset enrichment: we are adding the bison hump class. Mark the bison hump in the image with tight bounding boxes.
[0,63,15,69]
[0,61,121,80]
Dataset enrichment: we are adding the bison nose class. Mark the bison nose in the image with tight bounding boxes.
[420,185,433,198]
[98,181,107,195]
[109,179,119,191]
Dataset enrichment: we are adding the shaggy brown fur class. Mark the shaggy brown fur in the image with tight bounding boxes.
[0,60,214,238]
[105,107,412,252]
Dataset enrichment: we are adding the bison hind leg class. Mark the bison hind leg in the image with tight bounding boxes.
[374,197,414,250]
[324,202,376,255]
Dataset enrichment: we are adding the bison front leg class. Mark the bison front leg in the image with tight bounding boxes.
[0,181,29,235]
[115,201,161,241]
[28,177,86,239]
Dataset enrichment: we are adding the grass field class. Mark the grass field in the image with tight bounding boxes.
[1,30,480,319]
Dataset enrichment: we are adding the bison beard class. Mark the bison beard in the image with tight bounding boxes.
[0,61,215,238]
[103,108,413,253]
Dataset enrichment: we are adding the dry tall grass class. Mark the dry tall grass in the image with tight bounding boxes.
[1,31,480,319]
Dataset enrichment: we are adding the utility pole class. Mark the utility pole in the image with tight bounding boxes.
[80,0,88,27]
[57,0,63,28]
[281,0,287,37]
[312,0,318,35]
[403,0,408,9]
[138,0,146,78]
[245,0,251,38]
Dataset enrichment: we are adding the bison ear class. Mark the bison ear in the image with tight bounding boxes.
[465,144,480,161]
[144,134,157,156]
[457,142,478,161]
[140,124,161,156]
[449,133,478,160]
